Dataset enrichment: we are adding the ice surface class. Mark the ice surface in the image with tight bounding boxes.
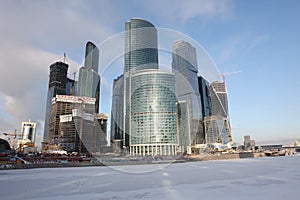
[1,156,299,200]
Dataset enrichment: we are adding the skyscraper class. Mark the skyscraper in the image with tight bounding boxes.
[77,41,100,113]
[130,69,178,156]
[124,18,158,73]
[18,121,37,151]
[198,76,212,117]
[172,40,202,150]
[110,75,125,151]
[210,81,228,117]
[204,81,232,146]
[84,41,99,73]
[43,61,69,144]
[123,19,159,149]
[49,95,96,153]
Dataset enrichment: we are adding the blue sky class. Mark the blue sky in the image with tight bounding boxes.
[0,0,299,146]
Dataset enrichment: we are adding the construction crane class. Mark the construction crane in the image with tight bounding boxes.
[220,70,242,84]
[2,129,21,150]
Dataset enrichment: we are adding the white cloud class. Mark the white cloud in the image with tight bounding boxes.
[136,0,234,26]
[0,39,81,139]
[0,1,120,146]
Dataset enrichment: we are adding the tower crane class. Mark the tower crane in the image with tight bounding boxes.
[2,129,21,150]
[220,70,242,84]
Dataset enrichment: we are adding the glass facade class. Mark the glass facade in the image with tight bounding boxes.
[172,40,202,148]
[130,70,178,156]
[204,81,232,146]
[43,62,69,143]
[198,76,212,117]
[78,41,100,113]
[84,41,99,73]
[78,67,100,100]
[110,75,125,146]
[210,81,228,117]
[123,19,159,149]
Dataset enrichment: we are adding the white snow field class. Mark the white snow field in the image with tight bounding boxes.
[0,156,299,200]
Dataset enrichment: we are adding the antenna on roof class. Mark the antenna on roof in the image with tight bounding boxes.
[73,71,77,80]
[63,53,67,63]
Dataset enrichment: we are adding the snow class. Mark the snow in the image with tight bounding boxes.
[1,156,300,200]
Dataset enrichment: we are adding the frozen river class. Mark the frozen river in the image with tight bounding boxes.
[1,156,299,200]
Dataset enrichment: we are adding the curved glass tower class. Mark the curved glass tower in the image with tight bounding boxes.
[123,19,159,149]
[124,18,159,72]
[130,69,178,156]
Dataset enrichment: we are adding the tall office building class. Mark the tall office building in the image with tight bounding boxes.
[18,121,37,151]
[172,40,202,150]
[43,61,69,144]
[204,81,232,146]
[48,95,96,153]
[176,101,189,153]
[130,69,178,156]
[123,19,159,149]
[210,81,228,117]
[110,75,125,151]
[84,41,99,73]
[124,18,158,73]
[78,41,100,113]
[197,76,212,144]
[198,76,212,117]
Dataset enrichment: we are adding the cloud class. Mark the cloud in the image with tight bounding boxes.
[0,39,81,145]
[0,1,116,55]
[217,33,269,66]
[135,0,234,26]
[0,1,120,146]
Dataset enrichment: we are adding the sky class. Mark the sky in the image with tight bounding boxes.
[0,0,299,148]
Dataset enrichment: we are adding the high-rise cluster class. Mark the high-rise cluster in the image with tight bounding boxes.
[110,18,232,156]
[43,18,233,156]
[42,42,108,154]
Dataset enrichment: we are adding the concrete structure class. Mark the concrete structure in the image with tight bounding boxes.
[204,115,231,146]
[203,81,233,147]
[45,95,107,154]
[43,61,69,144]
[244,135,255,151]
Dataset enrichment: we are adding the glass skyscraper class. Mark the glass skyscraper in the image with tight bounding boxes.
[84,41,99,73]
[130,69,178,156]
[77,42,100,113]
[172,40,203,151]
[110,74,125,151]
[43,61,69,144]
[204,81,232,146]
[123,19,159,150]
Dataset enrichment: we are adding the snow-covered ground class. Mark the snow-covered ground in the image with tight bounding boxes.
[1,156,299,200]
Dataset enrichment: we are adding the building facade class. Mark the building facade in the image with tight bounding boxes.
[123,19,159,150]
[172,40,203,150]
[130,69,178,156]
[110,75,125,152]
[203,81,232,147]
[43,61,69,144]
[18,121,36,151]
[77,42,100,113]
[47,95,107,154]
